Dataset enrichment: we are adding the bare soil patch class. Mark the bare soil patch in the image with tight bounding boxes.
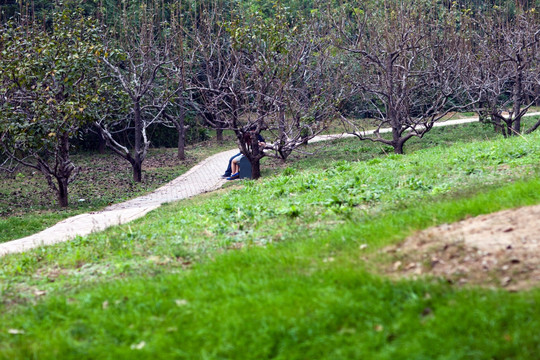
[381,204,540,291]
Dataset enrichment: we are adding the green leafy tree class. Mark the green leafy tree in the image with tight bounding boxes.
[0,6,104,207]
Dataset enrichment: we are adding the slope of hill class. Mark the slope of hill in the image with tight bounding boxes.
[1,125,540,359]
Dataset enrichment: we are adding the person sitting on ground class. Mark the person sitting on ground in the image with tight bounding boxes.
[227,153,244,180]
[223,132,265,180]
[221,152,241,179]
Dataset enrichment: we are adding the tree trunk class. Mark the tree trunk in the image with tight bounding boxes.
[216,127,223,142]
[98,136,106,154]
[177,125,186,160]
[394,140,404,155]
[490,113,505,136]
[387,54,402,155]
[391,121,402,154]
[279,107,286,147]
[132,160,142,183]
[176,98,186,160]
[56,132,73,207]
[511,68,523,136]
[96,125,106,154]
[477,102,489,123]
[133,100,143,182]
[248,130,263,179]
[56,176,69,207]
[511,118,520,137]
[276,107,288,160]
[251,158,261,179]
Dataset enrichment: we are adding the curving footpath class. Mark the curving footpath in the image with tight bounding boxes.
[0,148,238,256]
[1,113,539,256]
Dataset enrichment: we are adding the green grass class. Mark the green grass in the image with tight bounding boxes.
[3,115,539,243]
[0,127,540,358]
[0,138,237,243]
[262,117,538,176]
[1,182,540,359]
[0,213,78,244]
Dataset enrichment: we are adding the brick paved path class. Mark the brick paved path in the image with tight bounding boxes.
[1,112,539,256]
[0,149,238,256]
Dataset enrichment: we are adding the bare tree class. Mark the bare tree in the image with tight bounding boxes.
[95,2,178,182]
[335,2,474,154]
[189,7,271,178]
[266,11,344,161]
[468,11,540,137]
[186,3,234,143]
[160,1,200,161]
[191,6,345,176]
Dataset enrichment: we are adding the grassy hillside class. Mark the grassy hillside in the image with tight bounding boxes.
[2,114,539,243]
[1,121,540,358]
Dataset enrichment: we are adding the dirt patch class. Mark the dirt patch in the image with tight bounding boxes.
[381,204,540,291]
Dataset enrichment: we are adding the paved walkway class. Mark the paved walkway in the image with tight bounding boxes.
[0,148,238,256]
[1,113,539,256]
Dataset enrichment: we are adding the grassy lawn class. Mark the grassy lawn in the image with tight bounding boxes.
[263,115,540,176]
[0,120,539,358]
[0,137,237,243]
